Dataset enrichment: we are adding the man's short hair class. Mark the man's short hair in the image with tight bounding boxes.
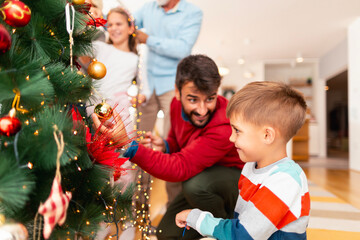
[226,81,307,141]
[176,54,221,95]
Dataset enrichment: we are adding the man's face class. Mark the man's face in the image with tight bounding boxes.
[176,81,218,128]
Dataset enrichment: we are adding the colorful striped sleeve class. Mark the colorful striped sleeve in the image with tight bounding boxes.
[186,161,310,240]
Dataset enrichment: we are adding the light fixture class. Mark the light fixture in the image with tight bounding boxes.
[296,53,304,63]
[237,57,245,65]
[243,70,254,79]
[218,66,230,76]
[216,56,230,76]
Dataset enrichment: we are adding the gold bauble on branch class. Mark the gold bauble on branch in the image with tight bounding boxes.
[87,59,106,80]
[94,101,113,120]
[72,0,85,5]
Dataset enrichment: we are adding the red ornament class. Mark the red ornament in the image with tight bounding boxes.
[0,24,11,53]
[0,108,21,137]
[86,17,107,27]
[0,0,31,27]
[38,175,72,239]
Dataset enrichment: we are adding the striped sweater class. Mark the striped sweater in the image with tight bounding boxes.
[186,157,310,240]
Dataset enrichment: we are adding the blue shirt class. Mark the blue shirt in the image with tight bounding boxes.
[133,0,203,96]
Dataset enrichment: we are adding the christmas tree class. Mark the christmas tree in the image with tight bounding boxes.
[0,0,134,239]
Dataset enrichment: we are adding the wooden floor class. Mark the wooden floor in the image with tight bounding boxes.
[125,154,360,239]
[299,155,360,210]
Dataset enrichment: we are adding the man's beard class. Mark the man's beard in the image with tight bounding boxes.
[156,0,170,6]
[185,110,214,128]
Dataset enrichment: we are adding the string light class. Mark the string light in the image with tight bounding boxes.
[27,162,33,169]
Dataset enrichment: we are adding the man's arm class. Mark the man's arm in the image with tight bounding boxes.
[127,124,235,182]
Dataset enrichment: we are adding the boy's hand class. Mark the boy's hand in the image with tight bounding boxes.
[139,131,166,152]
[91,111,129,142]
[175,209,192,229]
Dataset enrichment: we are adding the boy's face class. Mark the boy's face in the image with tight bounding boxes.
[175,81,218,128]
[229,115,266,164]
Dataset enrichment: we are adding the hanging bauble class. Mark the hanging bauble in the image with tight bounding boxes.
[87,59,106,79]
[72,0,85,5]
[94,101,113,120]
[0,108,21,137]
[0,0,31,27]
[127,84,139,97]
[0,24,11,53]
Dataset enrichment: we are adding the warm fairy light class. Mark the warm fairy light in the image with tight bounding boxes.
[23,185,27,189]
[27,162,33,169]
[42,66,46,71]
[34,130,39,136]
[51,32,55,36]
[77,166,82,171]
[73,130,78,135]
[41,101,45,105]
[25,120,29,125]
[61,72,64,75]
[40,93,44,96]
[74,156,78,160]
[86,221,90,225]
[12,29,16,33]
[26,75,29,81]
[32,117,36,122]
[47,75,50,80]
[76,209,80,213]
[98,191,101,195]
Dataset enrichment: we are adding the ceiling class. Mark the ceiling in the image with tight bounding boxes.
[189,0,360,67]
[107,0,360,67]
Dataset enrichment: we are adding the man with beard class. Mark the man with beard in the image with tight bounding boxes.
[93,55,243,240]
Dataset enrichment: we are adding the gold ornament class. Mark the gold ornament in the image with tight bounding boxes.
[72,0,85,5]
[87,59,106,80]
[94,101,113,120]
[0,214,5,225]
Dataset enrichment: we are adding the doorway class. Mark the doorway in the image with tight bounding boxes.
[326,70,349,158]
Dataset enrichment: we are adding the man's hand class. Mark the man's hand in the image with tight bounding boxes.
[175,209,192,229]
[91,111,129,143]
[139,131,166,152]
[136,30,149,44]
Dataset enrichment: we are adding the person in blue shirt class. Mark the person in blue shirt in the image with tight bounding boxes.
[134,0,203,138]
[133,0,203,219]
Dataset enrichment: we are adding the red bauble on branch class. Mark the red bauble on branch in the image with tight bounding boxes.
[0,0,31,27]
[0,108,21,137]
[0,24,11,53]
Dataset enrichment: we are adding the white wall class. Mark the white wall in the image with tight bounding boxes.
[348,18,360,171]
[220,61,265,92]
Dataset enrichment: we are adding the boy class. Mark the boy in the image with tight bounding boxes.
[175,81,310,240]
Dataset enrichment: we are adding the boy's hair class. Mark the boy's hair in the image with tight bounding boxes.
[176,54,221,95]
[226,81,307,141]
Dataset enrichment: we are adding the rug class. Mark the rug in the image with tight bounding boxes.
[307,181,360,240]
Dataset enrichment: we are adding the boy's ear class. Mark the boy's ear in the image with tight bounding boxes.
[263,126,275,144]
[175,84,181,100]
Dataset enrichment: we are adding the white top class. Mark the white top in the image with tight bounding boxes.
[87,41,149,133]
[93,41,137,104]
